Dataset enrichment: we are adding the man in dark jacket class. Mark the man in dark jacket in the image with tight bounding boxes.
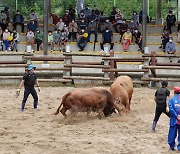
[13,10,24,33]
[166,10,176,34]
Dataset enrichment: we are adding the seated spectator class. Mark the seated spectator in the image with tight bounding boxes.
[51,13,59,25]
[103,18,112,31]
[56,18,65,32]
[128,20,135,33]
[26,29,35,52]
[131,11,139,29]
[48,30,53,52]
[119,19,128,41]
[68,19,78,41]
[89,10,97,21]
[0,10,7,23]
[133,28,142,52]
[0,19,8,32]
[121,28,132,52]
[78,18,88,31]
[166,10,176,34]
[165,37,176,54]
[177,24,180,43]
[68,5,76,20]
[98,11,106,32]
[113,11,123,33]
[92,5,100,16]
[62,10,71,26]
[10,29,19,52]
[53,29,61,51]
[0,26,3,50]
[100,27,114,53]
[78,10,86,22]
[159,29,169,52]
[13,10,24,33]
[59,29,68,52]
[34,29,43,51]
[0,26,2,40]
[83,4,91,21]
[4,7,10,23]
[77,29,88,51]
[27,19,38,32]
[109,7,117,24]
[88,19,98,42]
[29,10,38,23]
[2,28,11,51]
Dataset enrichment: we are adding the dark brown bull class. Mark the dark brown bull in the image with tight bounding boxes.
[54,87,116,119]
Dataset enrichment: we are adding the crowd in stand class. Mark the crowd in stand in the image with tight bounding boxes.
[0,5,179,54]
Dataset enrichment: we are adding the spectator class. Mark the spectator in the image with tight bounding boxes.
[27,19,38,32]
[89,10,97,21]
[0,26,2,40]
[131,11,139,29]
[62,10,71,26]
[68,19,78,41]
[34,29,43,51]
[78,10,86,21]
[177,24,180,43]
[113,11,124,33]
[109,7,117,24]
[53,29,61,51]
[100,27,114,53]
[56,18,65,32]
[139,9,149,24]
[159,29,169,52]
[88,19,98,42]
[51,13,59,25]
[10,29,19,52]
[0,19,8,32]
[103,18,112,31]
[165,37,176,54]
[83,4,91,20]
[4,7,10,23]
[48,30,53,52]
[0,10,7,23]
[133,28,142,52]
[13,10,24,33]
[121,28,132,52]
[68,5,76,20]
[78,18,88,31]
[29,10,38,22]
[26,29,34,52]
[98,11,106,32]
[92,5,100,16]
[77,29,88,51]
[119,19,128,41]
[2,28,11,51]
[166,10,176,34]
[59,29,68,52]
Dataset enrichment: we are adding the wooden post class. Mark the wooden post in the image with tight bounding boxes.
[103,57,109,79]
[149,51,157,87]
[109,51,115,80]
[63,54,73,83]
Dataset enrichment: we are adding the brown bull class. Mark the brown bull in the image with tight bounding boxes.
[54,87,116,119]
[110,76,133,114]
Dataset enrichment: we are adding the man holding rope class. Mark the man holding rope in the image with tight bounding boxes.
[16,64,40,112]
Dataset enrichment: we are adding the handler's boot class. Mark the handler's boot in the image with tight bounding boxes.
[152,121,157,132]
[20,101,26,112]
[33,101,38,109]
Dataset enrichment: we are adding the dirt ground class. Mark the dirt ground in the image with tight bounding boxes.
[0,86,176,154]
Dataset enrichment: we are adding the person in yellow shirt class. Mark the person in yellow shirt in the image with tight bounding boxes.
[121,28,132,52]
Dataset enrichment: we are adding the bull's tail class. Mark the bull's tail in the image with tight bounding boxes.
[54,92,71,115]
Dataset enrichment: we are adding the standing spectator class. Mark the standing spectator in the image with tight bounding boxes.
[4,7,10,23]
[68,19,78,41]
[0,10,7,23]
[121,28,132,52]
[133,28,142,52]
[13,10,24,33]
[119,19,128,41]
[59,29,68,52]
[0,19,8,32]
[100,28,114,53]
[165,37,176,54]
[177,24,180,43]
[83,4,91,21]
[167,87,180,151]
[56,18,65,32]
[10,29,19,52]
[152,81,170,132]
[27,19,38,32]
[53,29,60,51]
[62,10,71,26]
[131,11,139,29]
[159,29,169,52]
[48,30,53,52]
[78,18,88,31]
[68,5,76,21]
[88,19,97,42]
[77,29,88,51]
[29,10,38,23]
[166,10,176,34]
[34,29,43,51]
[2,28,11,51]
[26,29,34,52]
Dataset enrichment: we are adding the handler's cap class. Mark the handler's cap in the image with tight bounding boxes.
[28,64,36,71]
[174,87,180,93]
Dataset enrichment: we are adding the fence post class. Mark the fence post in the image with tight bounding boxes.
[142,47,149,85]
[103,56,109,79]
[63,53,72,81]
[109,51,115,80]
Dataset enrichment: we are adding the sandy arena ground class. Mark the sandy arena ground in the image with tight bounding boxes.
[0,86,176,154]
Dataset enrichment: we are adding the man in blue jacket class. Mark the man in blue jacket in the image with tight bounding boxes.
[168,87,180,151]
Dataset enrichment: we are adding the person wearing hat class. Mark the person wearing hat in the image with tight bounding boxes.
[77,29,88,51]
[152,81,170,132]
[168,87,180,151]
[16,64,40,112]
